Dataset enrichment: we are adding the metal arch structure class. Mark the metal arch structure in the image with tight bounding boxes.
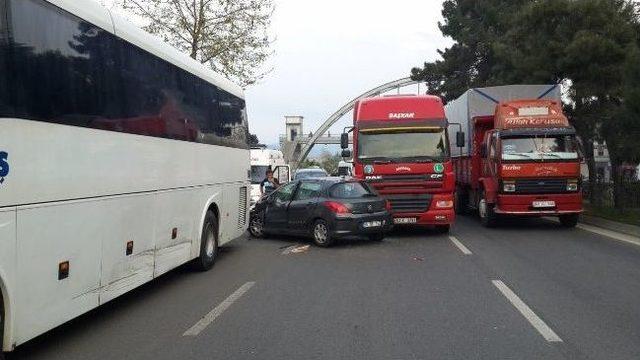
[296,77,422,165]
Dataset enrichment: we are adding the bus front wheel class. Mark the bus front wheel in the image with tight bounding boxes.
[194,211,219,271]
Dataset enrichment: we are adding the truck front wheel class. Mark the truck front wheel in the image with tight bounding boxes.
[559,214,579,228]
[479,190,498,228]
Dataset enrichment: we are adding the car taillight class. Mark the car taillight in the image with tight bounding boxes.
[324,201,351,214]
[385,200,392,211]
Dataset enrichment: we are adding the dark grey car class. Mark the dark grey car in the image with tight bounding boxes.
[249,178,393,247]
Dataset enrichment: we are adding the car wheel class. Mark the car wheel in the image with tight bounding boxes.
[249,213,265,238]
[435,224,450,234]
[193,210,219,271]
[369,233,384,242]
[479,190,498,228]
[312,219,333,247]
[559,214,579,228]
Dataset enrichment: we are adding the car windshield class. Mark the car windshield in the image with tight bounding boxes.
[330,182,375,198]
[502,135,579,160]
[250,165,269,184]
[295,170,328,179]
[358,128,449,163]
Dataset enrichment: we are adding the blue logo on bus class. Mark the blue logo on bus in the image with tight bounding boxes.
[0,151,9,185]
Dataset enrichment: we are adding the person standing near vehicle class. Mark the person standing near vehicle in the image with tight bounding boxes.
[260,169,280,196]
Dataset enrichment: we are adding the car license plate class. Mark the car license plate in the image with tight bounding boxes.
[532,200,556,208]
[394,217,417,225]
[362,221,383,228]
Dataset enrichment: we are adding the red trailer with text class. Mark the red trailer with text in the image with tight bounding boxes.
[446,85,583,227]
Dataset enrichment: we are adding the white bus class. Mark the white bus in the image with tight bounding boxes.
[0,0,250,353]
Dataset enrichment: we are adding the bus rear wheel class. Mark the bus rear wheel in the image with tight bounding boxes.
[1,294,4,360]
[194,211,219,271]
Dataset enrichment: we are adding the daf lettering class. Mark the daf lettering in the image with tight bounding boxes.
[388,112,415,119]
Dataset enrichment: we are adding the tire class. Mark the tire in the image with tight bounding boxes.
[559,214,579,228]
[1,295,4,360]
[248,213,265,238]
[479,190,498,228]
[454,187,468,215]
[312,219,334,247]
[193,211,219,271]
[435,224,451,234]
[369,233,385,242]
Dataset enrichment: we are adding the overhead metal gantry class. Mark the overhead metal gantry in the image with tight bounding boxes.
[293,77,424,166]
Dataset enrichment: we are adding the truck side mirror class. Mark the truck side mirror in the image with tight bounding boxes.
[340,133,349,149]
[480,143,488,158]
[341,149,352,158]
[456,131,465,148]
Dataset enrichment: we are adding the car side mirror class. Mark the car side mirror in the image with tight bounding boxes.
[480,143,488,158]
[340,133,349,149]
[456,131,465,148]
[341,149,352,158]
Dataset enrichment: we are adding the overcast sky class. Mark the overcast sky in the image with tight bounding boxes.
[102,0,453,145]
[247,0,452,145]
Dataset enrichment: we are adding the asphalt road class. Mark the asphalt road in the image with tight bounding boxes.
[7,216,640,360]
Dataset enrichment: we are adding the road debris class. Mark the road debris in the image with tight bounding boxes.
[282,244,310,255]
[412,256,424,262]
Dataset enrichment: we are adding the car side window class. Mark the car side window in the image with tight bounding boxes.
[274,182,297,204]
[294,182,323,201]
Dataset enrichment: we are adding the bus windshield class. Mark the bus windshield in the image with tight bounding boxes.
[357,129,449,163]
[502,135,580,161]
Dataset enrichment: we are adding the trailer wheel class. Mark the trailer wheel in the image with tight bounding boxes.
[479,190,498,228]
[559,214,579,228]
[454,187,469,215]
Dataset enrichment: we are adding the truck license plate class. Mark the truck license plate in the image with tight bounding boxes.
[394,217,417,224]
[532,200,555,208]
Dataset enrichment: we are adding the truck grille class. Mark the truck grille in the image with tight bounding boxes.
[367,174,444,194]
[515,179,567,194]
[386,194,432,213]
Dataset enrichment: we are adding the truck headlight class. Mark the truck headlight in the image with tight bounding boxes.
[503,181,516,192]
[567,179,579,192]
[436,200,454,209]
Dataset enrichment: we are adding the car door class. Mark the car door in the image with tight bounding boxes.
[287,180,323,234]
[264,181,298,233]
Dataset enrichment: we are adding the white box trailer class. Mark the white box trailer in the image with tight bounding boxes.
[445,84,562,157]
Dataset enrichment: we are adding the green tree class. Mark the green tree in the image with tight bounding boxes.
[494,0,639,204]
[248,133,260,146]
[412,0,640,206]
[117,0,274,86]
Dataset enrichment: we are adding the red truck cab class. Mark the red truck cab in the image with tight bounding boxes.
[449,88,583,227]
[341,95,458,232]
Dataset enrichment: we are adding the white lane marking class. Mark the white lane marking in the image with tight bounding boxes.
[183,282,256,337]
[449,236,472,255]
[543,217,640,247]
[576,224,640,247]
[492,280,563,343]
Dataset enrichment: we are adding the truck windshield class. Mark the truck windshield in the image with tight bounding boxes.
[357,129,448,163]
[502,135,579,160]
[251,165,269,184]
